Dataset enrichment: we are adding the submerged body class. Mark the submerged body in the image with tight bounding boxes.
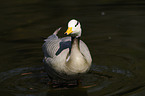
[42,20,92,80]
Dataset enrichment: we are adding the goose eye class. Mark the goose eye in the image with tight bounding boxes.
[75,21,79,27]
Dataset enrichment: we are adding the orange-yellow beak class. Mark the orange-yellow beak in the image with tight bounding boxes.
[64,27,73,35]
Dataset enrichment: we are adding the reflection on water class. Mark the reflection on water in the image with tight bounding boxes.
[0,63,133,96]
[1,0,145,96]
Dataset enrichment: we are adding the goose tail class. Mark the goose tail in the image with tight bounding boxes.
[53,27,62,35]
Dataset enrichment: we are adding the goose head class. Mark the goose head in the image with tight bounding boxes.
[64,19,82,37]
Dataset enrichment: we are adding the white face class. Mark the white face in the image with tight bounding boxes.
[65,19,82,37]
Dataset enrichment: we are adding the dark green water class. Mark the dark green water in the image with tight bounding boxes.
[1,0,145,96]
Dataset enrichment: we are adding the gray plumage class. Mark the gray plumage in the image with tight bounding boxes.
[42,20,92,80]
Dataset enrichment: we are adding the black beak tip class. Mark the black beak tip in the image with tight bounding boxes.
[64,33,68,35]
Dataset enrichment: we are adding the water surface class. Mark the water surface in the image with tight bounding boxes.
[1,0,145,96]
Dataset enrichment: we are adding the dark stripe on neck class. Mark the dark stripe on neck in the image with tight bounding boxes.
[71,36,80,44]
[71,36,81,50]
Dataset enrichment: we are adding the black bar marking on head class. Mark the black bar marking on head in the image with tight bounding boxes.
[75,21,79,27]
